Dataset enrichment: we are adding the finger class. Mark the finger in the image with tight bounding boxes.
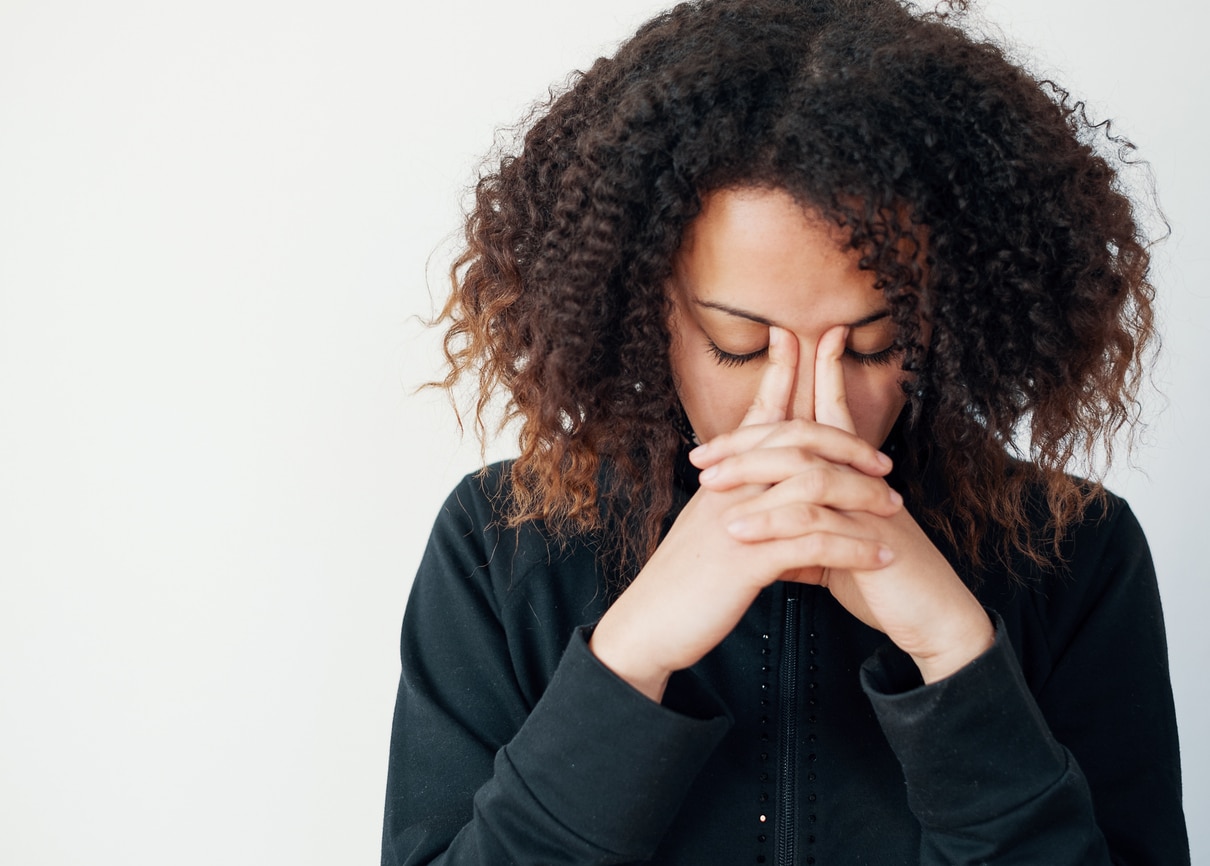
[712,460,903,516]
[691,417,893,477]
[814,324,856,434]
[725,497,870,541]
[762,531,895,574]
[739,326,797,428]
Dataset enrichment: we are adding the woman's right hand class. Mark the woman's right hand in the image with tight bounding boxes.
[588,327,900,702]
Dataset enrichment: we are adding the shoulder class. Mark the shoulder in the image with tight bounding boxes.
[1002,480,1154,595]
[423,460,538,586]
[422,459,604,606]
[428,459,515,540]
[1047,487,1159,637]
[414,461,611,685]
[963,465,1150,588]
[1059,486,1147,567]
[978,483,1161,681]
[1029,484,1153,609]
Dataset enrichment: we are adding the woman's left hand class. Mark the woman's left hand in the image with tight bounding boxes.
[691,325,994,684]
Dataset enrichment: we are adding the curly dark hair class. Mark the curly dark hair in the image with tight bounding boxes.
[436,0,1156,576]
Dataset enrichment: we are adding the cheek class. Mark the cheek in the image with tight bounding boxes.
[670,350,762,443]
[845,367,908,447]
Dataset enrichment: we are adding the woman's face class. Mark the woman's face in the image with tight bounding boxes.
[667,186,912,448]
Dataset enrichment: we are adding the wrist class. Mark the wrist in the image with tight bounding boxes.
[589,623,673,703]
[910,607,995,684]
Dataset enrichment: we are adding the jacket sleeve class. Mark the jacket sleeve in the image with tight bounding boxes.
[859,502,1188,865]
[381,475,732,866]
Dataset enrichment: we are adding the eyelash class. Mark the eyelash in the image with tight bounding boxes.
[706,342,768,367]
[847,345,899,367]
[706,341,899,368]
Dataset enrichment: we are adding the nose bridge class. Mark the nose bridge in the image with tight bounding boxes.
[788,334,817,422]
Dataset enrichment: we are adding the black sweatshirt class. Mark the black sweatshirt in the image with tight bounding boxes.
[382,459,1188,865]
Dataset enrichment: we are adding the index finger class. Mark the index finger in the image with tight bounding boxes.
[740,326,797,428]
[814,324,857,434]
[690,418,893,477]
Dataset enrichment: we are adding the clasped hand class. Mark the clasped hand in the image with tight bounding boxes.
[589,326,993,702]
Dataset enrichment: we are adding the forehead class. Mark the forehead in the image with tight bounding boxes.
[675,187,885,327]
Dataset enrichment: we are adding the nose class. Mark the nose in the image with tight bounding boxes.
[786,335,816,422]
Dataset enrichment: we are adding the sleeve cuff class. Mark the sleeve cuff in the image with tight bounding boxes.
[860,611,1069,829]
[502,626,732,856]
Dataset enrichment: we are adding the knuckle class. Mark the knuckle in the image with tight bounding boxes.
[799,533,825,561]
[798,469,828,501]
[791,446,818,470]
[722,452,748,474]
[851,536,873,559]
[787,417,812,438]
[750,507,779,534]
[787,502,817,530]
[787,501,811,523]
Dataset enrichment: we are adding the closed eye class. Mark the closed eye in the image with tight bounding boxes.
[706,339,900,367]
[706,340,768,367]
[845,345,899,366]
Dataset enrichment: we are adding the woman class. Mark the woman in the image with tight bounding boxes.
[383,0,1188,862]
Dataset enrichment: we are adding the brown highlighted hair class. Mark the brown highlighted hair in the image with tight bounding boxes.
[436,0,1156,576]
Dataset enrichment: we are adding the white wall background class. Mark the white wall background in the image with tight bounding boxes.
[0,1,1204,862]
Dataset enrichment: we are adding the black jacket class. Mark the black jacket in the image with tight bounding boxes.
[382,460,1188,865]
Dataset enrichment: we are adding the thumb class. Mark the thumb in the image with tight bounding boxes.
[814,325,856,434]
[739,326,797,428]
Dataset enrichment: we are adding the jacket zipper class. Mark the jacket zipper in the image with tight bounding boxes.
[777,583,800,866]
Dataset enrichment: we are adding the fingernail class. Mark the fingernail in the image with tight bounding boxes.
[889,490,903,507]
[877,452,893,470]
[878,545,894,564]
[727,519,750,537]
[700,465,719,482]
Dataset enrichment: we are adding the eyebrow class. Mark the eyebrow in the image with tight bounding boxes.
[693,299,891,329]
